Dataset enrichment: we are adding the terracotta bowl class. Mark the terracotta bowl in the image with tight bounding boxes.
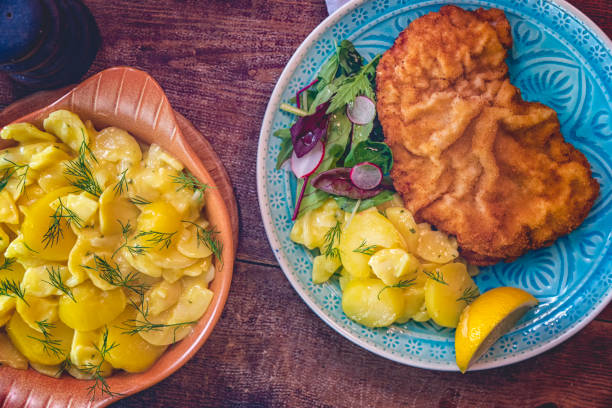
[0,67,236,407]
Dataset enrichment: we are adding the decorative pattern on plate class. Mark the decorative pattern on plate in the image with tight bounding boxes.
[257,0,612,370]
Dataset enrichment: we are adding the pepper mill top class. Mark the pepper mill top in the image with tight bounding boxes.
[0,0,100,89]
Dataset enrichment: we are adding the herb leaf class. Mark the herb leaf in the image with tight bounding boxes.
[457,286,480,304]
[322,220,342,259]
[27,320,63,358]
[352,240,378,255]
[377,278,416,300]
[43,266,76,302]
[42,198,84,248]
[423,268,447,285]
[182,221,223,265]
[64,139,102,197]
[170,170,211,199]
[134,230,176,250]
[0,278,28,305]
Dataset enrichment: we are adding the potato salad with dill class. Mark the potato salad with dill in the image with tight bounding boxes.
[0,110,222,398]
[276,41,482,331]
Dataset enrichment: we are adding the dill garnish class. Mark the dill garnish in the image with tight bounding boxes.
[0,278,28,305]
[322,220,342,259]
[352,240,378,256]
[119,315,197,341]
[64,139,102,197]
[23,242,39,253]
[0,159,30,194]
[135,230,176,250]
[27,320,63,358]
[113,169,129,196]
[112,220,149,258]
[42,198,83,248]
[128,195,152,205]
[170,170,211,199]
[0,257,15,271]
[81,327,122,401]
[181,220,223,265]
[377,278,416,300]
[83,254,148,300]
[43,266,76,302]
[423,268,447,285]
[456,286,480,304]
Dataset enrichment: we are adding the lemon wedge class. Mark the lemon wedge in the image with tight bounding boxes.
[455,287,537,372]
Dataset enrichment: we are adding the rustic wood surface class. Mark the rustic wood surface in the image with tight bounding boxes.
[1,1,611,407]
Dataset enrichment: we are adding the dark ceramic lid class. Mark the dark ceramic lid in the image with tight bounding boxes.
[0,0,45,63]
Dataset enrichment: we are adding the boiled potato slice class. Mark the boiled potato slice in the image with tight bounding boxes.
[51,193,99,227]
[312,254,341,284]
[1,122,56,144]
[104,308,167,373]
[21,186,77,261]
[37,162,71,193]
[0,296,16,320]
[29,145,71,170]
[339,209,406,279]
[417,230,459,263]
[138,274,213,345]
[368,248,419,286]
[342,279,404,327]
[91,127,142,165]
[43,110,89,152]
[176,222,213,259]
[145,144,183,171]
[290,198,342,250]
[59,280,126,331]
[338,268,353,291]
[144,279,182,316]
[424,263,479,328]
[30,362,62,378]
[22,265,69,297]
[385,207,419,253]
[0,331,28,369]
[69,329,112,379]
[7,312,73,365]
[0,224,9,251]
[16,296,59,331]
[0,190,19,224]
[16,184,45,208]
[395,285,426,324]
[125,252,163,278]
[136,201,181,236]
[99,185,139,235]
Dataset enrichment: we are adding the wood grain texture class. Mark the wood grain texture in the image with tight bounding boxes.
[0,1,610,407]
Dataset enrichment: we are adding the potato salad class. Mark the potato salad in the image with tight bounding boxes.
[291,198,479,328]
[0,110,221,394]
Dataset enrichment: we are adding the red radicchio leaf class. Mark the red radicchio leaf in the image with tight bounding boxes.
[311,167,385,199]
[290,102,330,158]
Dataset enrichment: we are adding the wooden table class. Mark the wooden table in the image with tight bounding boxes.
[1,1,611,407]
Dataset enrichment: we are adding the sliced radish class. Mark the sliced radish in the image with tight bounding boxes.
[346,95,376,125]
[350,162,382,190]
[291,140,325,179]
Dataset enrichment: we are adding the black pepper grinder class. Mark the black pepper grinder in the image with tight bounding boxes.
[0,0,100,89]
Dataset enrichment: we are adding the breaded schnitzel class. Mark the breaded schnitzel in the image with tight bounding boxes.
[376,5,599,265]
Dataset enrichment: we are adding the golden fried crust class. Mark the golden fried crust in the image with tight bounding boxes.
[376,5,599,265]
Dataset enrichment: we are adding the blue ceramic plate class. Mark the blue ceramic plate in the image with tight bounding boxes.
[257,0,612,370]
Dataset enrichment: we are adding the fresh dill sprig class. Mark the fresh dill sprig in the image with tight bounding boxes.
[27,320,63,358]
[113,169,129,196]
[377,278,416,300]
[83,254,148,299]
[128,195,152,205]
[0,159,30,194]
[81,327,122,401]
[181,220,223,265]
[43,266,76,302]
[135,230,176,250]
[23,242,39,253]
[120,314,197,343]
[0,278,28,305]
[322,221,342,259]
[423,268,447,285]
[42,198,84,248]
[352,240,378,256]
[112,220,150,258]
[170,170,212,199]
[64,139,102,197]
[456,286,480,304]
[0,257,15,271]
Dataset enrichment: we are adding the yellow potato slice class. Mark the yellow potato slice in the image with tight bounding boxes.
[312,254,341,284]
[290,198,343,250]
[1,122,57,144]
[99,185,139,236]
[91,127,142,164]
[0,190,19,224]
[21,186,77,261]
[385,207,419,253]
[417,230,459,263]
[59,280,126,331]
[395,285,426,324]
[424,263,479,328]
[368,248,420,286]
[29,145,71,170]
[7,312,73,365]
[339,208,406,279]
[69,329,112,379]
[176,222,213,259]
[43,110,89,152]
[104,308,167,373]
[341,278,404,327]
[37,162,71,193]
